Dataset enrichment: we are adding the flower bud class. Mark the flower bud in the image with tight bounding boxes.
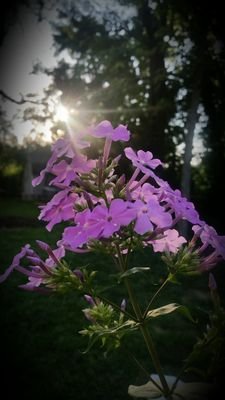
[84,294,96,306]
[120,299,126,312]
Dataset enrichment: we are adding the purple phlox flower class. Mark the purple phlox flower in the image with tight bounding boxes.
[45,245,65,268]
[32,137,77,187]
[84,199,136,239]
[126,181,142,200]
[49,160,77,186]
[35,241,65,265]
[172,193,201,225]
[62,130,90,152]
[148,229,187,253]
[19,275,46,292]
[36,240,65,266]
[0,244,31,283]
[90,120,130,142]
[132,199,153,234]
[32,151,58,187]
[39,189,77,231]
[71,153,96,173]
[0,240,65,291]
[157,182,202,225]
[193,224,225,254]
[153,179,184,204]
[90,120,130,167]
[124,147,162,175]
[19,244,65,291]
[62,199,136,245]
[51,137,75,159]
[138,183,158,201]
[49,155,96,187]
[61,209,91,251]
[112,124,131,142]
[129,182,164,207]
[192,224,225,270]
[18,263,52,292]
[132,198,173,235]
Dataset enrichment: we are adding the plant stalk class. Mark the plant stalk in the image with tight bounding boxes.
[115,245,171,398]
[124,276,171,398]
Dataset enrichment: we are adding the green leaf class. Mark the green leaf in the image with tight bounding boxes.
[146,303,194,322]
[101,319,138,334]
[147,303,181,318]
[119,267,150,281]
[79,319,138,354]
[79,331,101,354]
[177,305,195,322]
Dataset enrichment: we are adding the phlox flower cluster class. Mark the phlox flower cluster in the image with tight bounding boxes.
[1,120,225,290]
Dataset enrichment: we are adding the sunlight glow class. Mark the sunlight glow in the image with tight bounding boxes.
[54,105,69,122]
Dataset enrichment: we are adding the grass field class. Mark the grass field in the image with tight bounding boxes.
[0,197,222,399]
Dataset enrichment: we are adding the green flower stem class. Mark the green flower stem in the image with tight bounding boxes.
[124,275,171,398]
[115,244,171,398]
[143,277,170,319]
[123,276,143,321]
[127,351,164,393]
[139,323,171,398]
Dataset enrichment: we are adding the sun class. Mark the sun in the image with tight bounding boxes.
[54,105,69,122]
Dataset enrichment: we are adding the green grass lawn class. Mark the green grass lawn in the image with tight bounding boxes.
[0,197,39,218]
[0,197,222,399]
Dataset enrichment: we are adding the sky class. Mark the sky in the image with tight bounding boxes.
[0,5,57,144]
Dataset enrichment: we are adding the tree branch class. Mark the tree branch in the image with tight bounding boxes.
[0,89,46,106]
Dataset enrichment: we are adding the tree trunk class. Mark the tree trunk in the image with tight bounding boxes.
[137,1,174,160]
[181,89,200,199]
[179,89,200,237]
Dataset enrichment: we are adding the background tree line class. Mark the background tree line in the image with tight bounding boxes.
[1,0,225,231]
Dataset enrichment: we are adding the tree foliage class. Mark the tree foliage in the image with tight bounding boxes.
[1,0,225,228]
[21,0,221,229]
